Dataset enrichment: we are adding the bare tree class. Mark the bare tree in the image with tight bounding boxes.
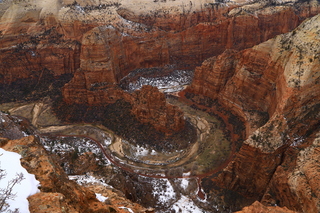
[0,169,24,213]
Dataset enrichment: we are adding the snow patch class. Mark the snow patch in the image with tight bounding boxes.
[0,148,40,213]
[134,145,149,157]
[182,172,191,177]
[120,69,194,93]
[95,193,108,202]
[69,174,111,188]
[40,136,111,168]
[119,206,134,213]
[291,136,305,147]
[171,195,204,213]
[75,5,85,13]
[151,149,157,155]
[151,178,176,206]
[180,178,189,190]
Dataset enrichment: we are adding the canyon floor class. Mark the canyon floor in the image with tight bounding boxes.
[0,78,235,212]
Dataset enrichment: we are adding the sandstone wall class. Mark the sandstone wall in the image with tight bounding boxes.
[190,13,320,212]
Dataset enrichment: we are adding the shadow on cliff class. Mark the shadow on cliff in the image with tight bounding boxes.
[0,72,73,104]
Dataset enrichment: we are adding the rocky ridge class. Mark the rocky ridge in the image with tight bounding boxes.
[0,0,319,95]
[0,112,152,213]
[0,0,319,138]
[0,0,319,137]
[187,12,320,212]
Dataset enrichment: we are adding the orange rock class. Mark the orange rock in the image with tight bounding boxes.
[28,192,76,213]
[131,85,185,133]
[1,136,101,212]
[235,201,297,213]
[194,12,320,213]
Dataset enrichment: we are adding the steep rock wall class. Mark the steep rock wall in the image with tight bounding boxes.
[189,13,320,212]
[1,0,320,101]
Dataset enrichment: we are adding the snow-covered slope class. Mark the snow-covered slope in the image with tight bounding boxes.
[0,148,40,213]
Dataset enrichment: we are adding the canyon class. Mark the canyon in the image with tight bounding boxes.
[1,0,320,212]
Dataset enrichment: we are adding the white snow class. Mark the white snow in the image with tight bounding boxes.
[119,206,134,213]
[95,193,108,202]
[180,178,189,190]
[134,145,149,157]
[69,174,113,188]
[0,148,40,213]
[291,136,305,147]
[171,195,204,213]
[151,178,176,205]
[41,136,110,167]
[121,69,194,93]
[182,172,191,177]
[75,5,85,13]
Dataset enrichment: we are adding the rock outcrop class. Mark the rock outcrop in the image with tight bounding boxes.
[131,85,185,133]
[62,83,185,135]
[0,112,151,213]
[188,12,320,212]
[235,201,297,213]
[1,0,319,142]
[0,0,320,103]
[62,0,320,105]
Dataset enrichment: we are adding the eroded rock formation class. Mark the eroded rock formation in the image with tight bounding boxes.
[62,0,320,105]
[1,0,320,212]
[188,12,320,212]
[235,201,297,213]
[0,0,319,101]
[0,112,151,213]
[0,0,319,140]
[131,85,185,133]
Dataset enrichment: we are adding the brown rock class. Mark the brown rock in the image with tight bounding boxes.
[28,192,75,213]
[63,83,185,134]
[0,135,102,212]
[1,0,319,105]
[131,85,185,133]
[217,144,285,198]
[62,3,320,105]
[188,49,239,100]
[0,132,151,213]
[193,12,320,213]
[235,201,297,213]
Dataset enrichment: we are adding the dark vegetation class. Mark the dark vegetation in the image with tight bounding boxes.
[66,1,121,12]
[53,99,197,152]
[0,27,78,104]
[0,72,73,104]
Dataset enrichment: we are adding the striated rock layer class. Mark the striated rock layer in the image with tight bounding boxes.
[131,85,185,133]
[62,0,320,105]
[1,0,320,138]
[0,0,319,99]
[187,13,320,212]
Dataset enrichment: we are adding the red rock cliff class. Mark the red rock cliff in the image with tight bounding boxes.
[0,0,319,95]
[188,13,320,213]
[131,85,185,133]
